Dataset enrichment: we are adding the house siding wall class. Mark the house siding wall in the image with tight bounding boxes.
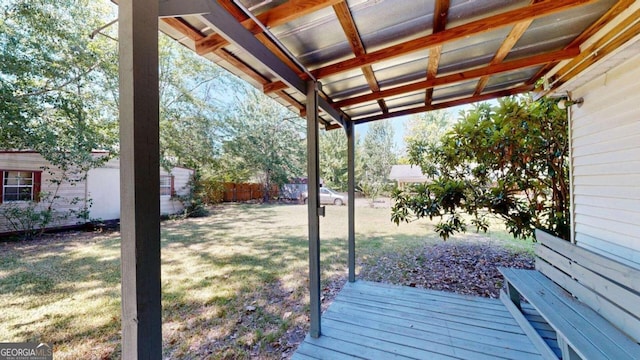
[160,166,193,216]
[570,52,640,269]
[0,153,88,233]
[87,162,193,220]
[87,167,120,221]
[0,154,194,234]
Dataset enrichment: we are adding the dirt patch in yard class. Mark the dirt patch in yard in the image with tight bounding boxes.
[357,242,535,298]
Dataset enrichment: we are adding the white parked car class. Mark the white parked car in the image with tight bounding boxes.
[301,187,347,206]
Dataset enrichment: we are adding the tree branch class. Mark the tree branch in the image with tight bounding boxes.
[14,62,101,99]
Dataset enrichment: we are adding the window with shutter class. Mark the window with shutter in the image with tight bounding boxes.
[1,170,42,203]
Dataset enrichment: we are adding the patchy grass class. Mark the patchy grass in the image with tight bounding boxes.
[0,202,532,359]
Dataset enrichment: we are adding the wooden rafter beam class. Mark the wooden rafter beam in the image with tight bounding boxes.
[212,1,312,81]
[425,0,450,105]
[527,0,636,86]
[162,17,268,86]
[333,1,388,114]
[474,0,542,96]
[200,1,348,125]
[334,47,578,108]
[255,32,308,79]
[548,9,640,91]
[196,0,343,54]
[162,17,306,113]
[264,80,291,94]
[310,0,596,80]
[473,21,532,95]
[161,17,204,41]
[353,85,534,125]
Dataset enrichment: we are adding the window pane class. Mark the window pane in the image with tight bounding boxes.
[4,193,19,201]
[160,176,172,196]
[4,177,18,185]
[4,171,33,185]
[3,171,34,202]
[19,186,32,195]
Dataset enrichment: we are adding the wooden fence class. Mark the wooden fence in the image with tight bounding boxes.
[220,183,279,202]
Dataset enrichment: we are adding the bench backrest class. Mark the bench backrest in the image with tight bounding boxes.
[534,229,640,343]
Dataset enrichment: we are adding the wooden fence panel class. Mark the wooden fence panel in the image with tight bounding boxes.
[218,182,280,203]
[223,183,236,202]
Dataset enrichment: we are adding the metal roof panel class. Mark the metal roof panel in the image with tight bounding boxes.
[350,0,434,53]
[156,0,630,124]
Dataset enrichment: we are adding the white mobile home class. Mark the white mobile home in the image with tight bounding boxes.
[0,151,193,235]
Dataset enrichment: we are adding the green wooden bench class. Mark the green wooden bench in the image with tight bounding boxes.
[498,229,640,360]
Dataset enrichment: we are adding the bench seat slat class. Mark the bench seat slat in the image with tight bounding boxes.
[500,267,640,360]
[535,230,640,294]
[500,268,608,359]
[536,245,640,320]
[521,266,640,359]
[536,259,640,342]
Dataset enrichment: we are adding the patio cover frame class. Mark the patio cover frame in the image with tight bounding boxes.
[117,0,638,357]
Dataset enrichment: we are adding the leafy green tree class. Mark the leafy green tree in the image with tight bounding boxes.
[221,88,306,202]
[0,0,118,235]
[403,110,454,168]
[158,34,233,171]
[319,129,350,191]
[392,96,570,240]
[0,0,118,158]
[359,121,397,202]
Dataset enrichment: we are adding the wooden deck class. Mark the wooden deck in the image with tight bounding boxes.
[292,281,546,360]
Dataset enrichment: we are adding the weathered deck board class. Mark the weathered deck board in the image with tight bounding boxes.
[293,281,545,360]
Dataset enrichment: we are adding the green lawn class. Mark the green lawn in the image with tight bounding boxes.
[0,203,533,359]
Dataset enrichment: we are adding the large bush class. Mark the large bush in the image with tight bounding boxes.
[392,96,570,240]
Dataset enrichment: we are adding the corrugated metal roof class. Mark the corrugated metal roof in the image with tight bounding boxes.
[156,0,638,127]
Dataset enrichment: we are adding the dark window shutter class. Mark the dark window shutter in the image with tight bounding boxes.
[0,171,4,204]
[33,171,42,202]
[171,176,176,197]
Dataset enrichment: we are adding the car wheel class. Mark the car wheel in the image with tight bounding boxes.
[334,198,343,206]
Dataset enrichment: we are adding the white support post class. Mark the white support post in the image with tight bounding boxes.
[118,0,162,358]
[306,81,321,338]
[346,122,356,283]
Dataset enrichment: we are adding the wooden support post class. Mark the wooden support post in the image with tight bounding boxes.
[558,336,580,360]
[306,81,321,338]
[507,282,521,310]
[118,0,162,358]
[346,122,356,283]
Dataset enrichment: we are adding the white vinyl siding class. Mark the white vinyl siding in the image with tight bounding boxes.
[570,51,640,269]
[0,153,87,233]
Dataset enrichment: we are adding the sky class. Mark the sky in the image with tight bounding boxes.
[354,104,474,155]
